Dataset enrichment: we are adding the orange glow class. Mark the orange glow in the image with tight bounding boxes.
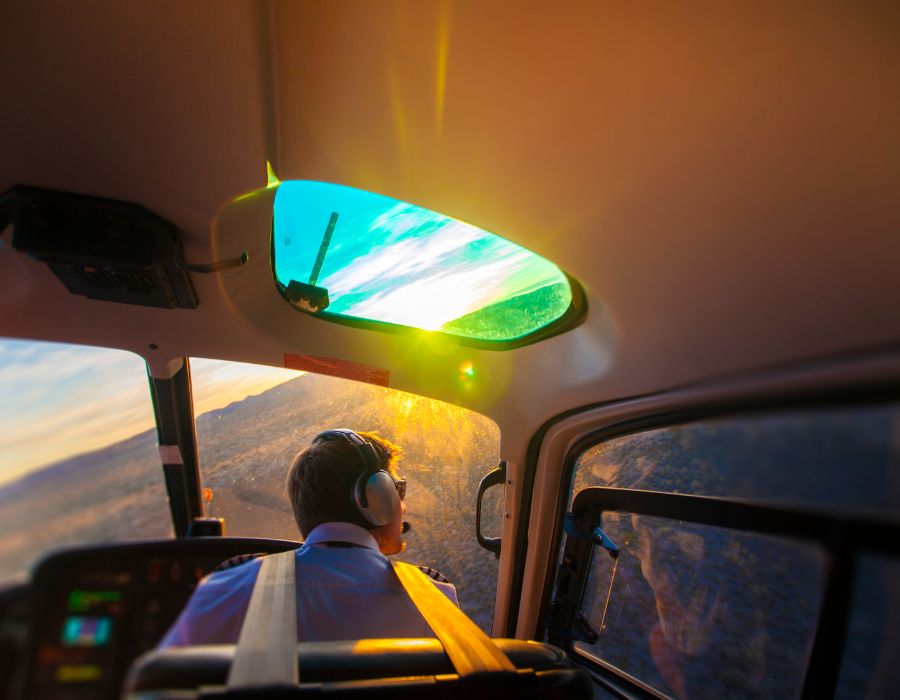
[434,1,451,137]
[350,638,441,655]
[388,65,410,159]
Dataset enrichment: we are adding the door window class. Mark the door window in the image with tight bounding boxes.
[558,403,900,699]
[0,339,170,585]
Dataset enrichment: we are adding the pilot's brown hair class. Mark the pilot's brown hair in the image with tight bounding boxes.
[285,431,401,537]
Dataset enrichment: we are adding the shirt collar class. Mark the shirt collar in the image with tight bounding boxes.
[303,522,380,551]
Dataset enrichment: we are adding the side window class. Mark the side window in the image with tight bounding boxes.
[190,358,503,633]
[0,339,171,584]
[559,404,900,699]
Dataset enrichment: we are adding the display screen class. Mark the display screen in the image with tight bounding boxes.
[61,616,112,647]
[67,589,122,613]
[27,538,298,699]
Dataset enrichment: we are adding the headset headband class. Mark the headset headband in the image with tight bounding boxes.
[312,428,398,527]
[313,429,381,478]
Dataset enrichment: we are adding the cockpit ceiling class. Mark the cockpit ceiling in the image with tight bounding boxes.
[1,2,899,431]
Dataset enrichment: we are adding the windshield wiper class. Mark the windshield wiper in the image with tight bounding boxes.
[284,211,338,313]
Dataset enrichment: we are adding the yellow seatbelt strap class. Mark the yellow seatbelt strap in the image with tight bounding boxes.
[226,552,513,688]
[227,549,299,688]
[392,561,516,675]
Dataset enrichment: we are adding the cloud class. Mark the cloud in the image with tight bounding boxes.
[0,343,303,486]
[0,342,156,483]
[273,189,568,331]
[333,238,561,326]
[190,358,303,417]
[323,218,484,298]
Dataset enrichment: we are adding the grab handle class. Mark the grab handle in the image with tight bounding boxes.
[476,461,506,558]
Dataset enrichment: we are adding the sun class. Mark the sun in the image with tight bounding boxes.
[370,278,481,331]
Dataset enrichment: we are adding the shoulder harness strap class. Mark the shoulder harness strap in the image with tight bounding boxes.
[227,549,299,689]
[392,561,515,675]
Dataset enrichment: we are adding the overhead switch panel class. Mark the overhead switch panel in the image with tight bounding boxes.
[2,185,198,309]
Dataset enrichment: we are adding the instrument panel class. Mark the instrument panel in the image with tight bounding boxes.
[19,537,298,700]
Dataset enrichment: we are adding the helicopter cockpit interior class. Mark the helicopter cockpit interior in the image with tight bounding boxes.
[1,2,899,699]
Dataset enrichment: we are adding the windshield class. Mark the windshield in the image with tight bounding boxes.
[190,358,503,633]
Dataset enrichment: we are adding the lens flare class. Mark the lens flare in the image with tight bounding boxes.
[272,181,574,342]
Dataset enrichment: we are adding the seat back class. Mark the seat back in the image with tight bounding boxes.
[123,638,592,699]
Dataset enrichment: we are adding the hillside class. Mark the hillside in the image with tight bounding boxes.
[439,281,570,340]
[0,373,503,632]
[194,373,503,631]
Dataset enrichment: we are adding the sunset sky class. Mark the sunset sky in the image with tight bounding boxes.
[0,339,302,487]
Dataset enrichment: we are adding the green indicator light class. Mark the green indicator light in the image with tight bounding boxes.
[272,181,574,343]
[68,591,89,613]
[68,590,122,613]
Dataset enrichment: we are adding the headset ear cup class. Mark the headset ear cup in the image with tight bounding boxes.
[355,471,400,527]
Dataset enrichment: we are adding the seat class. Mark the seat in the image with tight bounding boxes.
[125,553,591,698]
[123,637,592,699]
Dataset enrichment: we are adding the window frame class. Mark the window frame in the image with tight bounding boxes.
[185,356,506,634]
[534,388,900,699]
[552,485,900,699]
[268,215,589,351]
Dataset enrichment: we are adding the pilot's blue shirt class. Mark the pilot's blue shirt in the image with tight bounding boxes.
[158,522,458,648]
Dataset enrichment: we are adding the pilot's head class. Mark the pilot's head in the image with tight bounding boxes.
[286,430,406,555]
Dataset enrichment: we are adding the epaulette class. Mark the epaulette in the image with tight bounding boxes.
[213,552,265,572]
[416,564,452,584]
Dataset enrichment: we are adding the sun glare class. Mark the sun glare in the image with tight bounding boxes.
[369,277,480,330]
[272,181,575,343]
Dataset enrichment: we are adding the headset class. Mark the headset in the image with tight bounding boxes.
[312,429,400,528]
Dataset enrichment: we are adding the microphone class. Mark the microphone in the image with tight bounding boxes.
[401,521,411,534]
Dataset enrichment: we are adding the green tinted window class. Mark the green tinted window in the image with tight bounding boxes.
[272,181,576,344]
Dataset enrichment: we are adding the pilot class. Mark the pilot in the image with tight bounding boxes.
[158,429,457,647]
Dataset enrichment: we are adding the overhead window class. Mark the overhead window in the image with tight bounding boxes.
[271,181,582,346]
